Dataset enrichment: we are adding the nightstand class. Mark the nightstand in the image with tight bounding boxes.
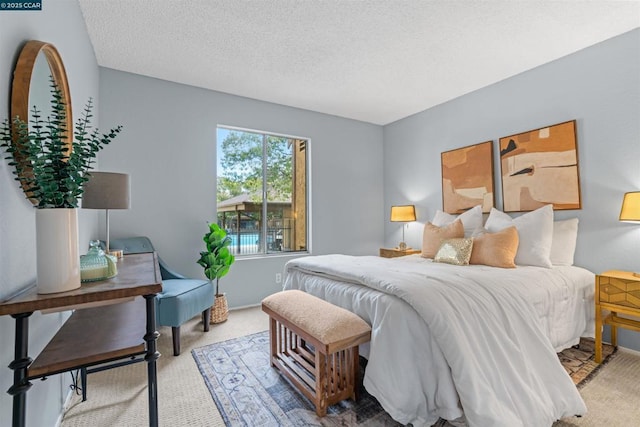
[595,270,640,363]
[379,248,421,258]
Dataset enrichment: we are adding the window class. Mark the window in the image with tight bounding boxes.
[216,126,308,256]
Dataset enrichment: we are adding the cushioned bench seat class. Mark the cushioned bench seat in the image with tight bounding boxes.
[261,290,372,417]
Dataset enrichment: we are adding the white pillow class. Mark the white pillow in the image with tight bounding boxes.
[432,205,483,237]
[550,218,579,266]
[484,205,554,268]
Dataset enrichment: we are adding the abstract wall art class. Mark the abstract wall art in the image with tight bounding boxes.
[499,120,581,212]
[441,141,494,214]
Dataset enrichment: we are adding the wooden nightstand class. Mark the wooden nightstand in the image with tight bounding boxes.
[379,248,421,258]
[595,270,640,363]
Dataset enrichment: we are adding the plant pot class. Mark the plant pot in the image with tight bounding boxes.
[210,293,229,324]
[35,208,81,294]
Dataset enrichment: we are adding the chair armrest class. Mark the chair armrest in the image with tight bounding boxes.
[157,256,187,280]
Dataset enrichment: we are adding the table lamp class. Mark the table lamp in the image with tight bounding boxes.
[390,205,416,251]
[619,191,640,277]
[82,172,131,254]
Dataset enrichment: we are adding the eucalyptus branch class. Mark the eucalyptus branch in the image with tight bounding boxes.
[0,79,122,208]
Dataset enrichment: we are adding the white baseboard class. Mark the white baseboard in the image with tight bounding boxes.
[618,346,640,356]
[56,380,75,427]
[229,303,261,311]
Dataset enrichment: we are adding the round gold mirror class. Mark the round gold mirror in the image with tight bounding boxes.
[10,40,73,204]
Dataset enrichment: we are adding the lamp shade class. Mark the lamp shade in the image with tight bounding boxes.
[619,191,640,223]
[390,205,416,222]
[82,172,130,209]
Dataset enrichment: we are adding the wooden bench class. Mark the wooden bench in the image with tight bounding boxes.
[261,290,372,417]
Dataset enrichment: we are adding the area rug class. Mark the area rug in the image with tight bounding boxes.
[192,332,616,427]
[559,336,616,387]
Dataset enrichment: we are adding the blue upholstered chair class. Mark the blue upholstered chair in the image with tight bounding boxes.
[107,236,214,356]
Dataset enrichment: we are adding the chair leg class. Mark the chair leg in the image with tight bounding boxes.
[172,326,180,356]
[203,308,211,332]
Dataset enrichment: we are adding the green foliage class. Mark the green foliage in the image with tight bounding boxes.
[197,222,236,295]
[217,131,292,203]
[0,79,122,208]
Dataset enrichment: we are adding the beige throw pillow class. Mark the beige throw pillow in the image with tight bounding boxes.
[422,219,464,259]
[469,226,519,268]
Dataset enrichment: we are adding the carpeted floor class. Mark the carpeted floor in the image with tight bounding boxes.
[61,306,640,426]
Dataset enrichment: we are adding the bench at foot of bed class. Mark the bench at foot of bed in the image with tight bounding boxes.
[261,289,372,417]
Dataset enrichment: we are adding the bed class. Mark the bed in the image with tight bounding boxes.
[283,253,595,427]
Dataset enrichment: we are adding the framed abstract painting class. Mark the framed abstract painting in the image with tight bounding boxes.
[499,120,581,212]
[441,141,494,214]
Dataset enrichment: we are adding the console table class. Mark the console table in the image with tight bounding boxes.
[0,252,163,427]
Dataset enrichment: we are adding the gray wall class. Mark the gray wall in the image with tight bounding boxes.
[97,68,384,308]
[0,1,101,425]
[383,28,640,350]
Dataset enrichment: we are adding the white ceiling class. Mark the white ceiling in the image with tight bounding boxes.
[78,1,640,125]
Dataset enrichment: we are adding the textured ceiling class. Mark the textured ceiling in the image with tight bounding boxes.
[78,1,640,125]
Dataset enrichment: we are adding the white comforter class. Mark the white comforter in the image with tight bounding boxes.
[283,254,595,427]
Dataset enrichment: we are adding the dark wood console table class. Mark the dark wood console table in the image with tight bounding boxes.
[0,252,163,427]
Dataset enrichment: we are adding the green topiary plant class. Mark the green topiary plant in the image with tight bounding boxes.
[197,222,236,295]
[0,79,122,208]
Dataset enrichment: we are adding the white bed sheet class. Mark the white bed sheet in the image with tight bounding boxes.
[283,254,595,427]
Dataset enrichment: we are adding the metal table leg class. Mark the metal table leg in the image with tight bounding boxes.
[143,295,160,427]
[81,367,88,401]
[8,312,33,427]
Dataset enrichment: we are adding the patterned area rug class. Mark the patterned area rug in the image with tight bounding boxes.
[192,332,616,426]
[560,337,616,387]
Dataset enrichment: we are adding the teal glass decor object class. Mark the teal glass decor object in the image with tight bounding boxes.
[80,240,117,282]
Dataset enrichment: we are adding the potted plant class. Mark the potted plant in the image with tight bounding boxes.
[197,222,236,323]
[0,81,122,293]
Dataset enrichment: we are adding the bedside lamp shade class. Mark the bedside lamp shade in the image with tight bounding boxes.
[390,205,416,251]
[82,172,131,253]
[390,205,416,222]
[619,192,640,223]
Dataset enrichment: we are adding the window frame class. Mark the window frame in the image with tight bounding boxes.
[216,124,311,258]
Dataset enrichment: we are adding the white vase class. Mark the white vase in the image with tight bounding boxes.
[36,208,81,294]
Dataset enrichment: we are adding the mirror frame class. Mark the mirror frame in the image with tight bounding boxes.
[10,40,73,204]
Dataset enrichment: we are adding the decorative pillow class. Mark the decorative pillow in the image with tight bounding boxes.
[432,205,483,237]
[484,205,554,268]
[469,226,519,268]
[434,238,474,266]
[422,219,464,259]
[550,218,579,266]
